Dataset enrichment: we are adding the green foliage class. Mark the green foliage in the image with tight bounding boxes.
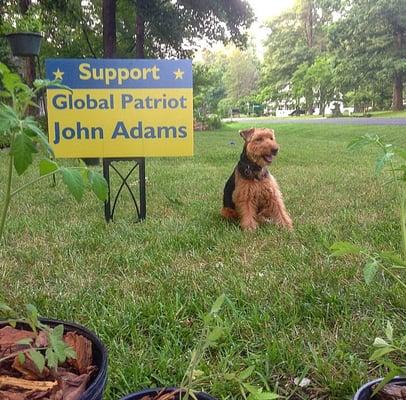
[0,62,107,241]
[13,0,254,61]
[196,114,223,130]
[0,303,77,372]
[330,0,406,110]
[179,294,279,400]
[1,4,43,34]
[368,322,406,395]
[331,133,406,394]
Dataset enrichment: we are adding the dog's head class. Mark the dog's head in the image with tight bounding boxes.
[240,127,279,167]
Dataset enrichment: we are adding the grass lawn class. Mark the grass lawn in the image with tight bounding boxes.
[351,110,406,118]
[1,123,405,399]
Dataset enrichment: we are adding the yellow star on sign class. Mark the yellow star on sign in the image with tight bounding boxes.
[53,68,64,81]
[173,68,184,80]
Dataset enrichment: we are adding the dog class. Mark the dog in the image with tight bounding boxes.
[221,127,293,231]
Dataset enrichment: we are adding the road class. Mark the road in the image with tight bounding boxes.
[224,117,406,126]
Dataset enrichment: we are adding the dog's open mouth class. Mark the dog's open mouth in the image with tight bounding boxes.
[263,154,273,163]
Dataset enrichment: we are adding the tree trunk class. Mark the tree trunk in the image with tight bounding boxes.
[392,72,404,111]
[19,0,36,116]
[302,0,314,48]
[103,0,116,58]
[392,29,404,111]
[135,13,145,58]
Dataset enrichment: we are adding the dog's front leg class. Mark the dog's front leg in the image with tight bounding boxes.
[270,190,293,230]
[260,181,293,230]
[235,199,258,231]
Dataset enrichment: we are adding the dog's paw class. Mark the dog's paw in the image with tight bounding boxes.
[283,218,293,231]
[241,219,257,231]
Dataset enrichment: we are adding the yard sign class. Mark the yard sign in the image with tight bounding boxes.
[45,59,193,158]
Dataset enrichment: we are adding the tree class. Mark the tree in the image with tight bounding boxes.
[223,47,259,105]
[306,56,336,115]
[103,0,116,58]
[291,62,315,113]
[193,57,227,117]
[331,0,406,111]
[261,10,311,97]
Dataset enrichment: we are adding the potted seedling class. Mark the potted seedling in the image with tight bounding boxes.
[0,303,108,400]
[3,6,43,57]
[330,135,406,399]
[353,322,406,399]
[0,62,108,242]
[121,295,279,400]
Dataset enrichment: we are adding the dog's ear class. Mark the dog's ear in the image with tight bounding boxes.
[239,128,255,141]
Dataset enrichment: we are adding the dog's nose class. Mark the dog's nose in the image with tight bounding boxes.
[272,148,279,156]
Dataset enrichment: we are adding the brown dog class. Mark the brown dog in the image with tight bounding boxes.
[221,127,293,231]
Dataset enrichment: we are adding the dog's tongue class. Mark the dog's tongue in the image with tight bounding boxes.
[263,155,273,163]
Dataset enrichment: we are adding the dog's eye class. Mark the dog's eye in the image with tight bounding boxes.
[255,137,262,142]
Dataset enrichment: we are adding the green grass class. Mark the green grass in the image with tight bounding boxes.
[351,110,406,118]
[1,123,406,399]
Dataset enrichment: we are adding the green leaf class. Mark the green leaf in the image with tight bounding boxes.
[0,104,20,132]
[34,79,72,92]
[18,352,26,365]
[61,168,85,202]
[88,170,108,201]
[52,324,64,340]
[347,135,375,151]
[385,321,393,341]
[363,259,379,284]
[29,350,45,373]
[373,337,389,348]
[370,346,396,361]
[8,319,17,328]
[210,293,226,314]
[372,368,403,396]
[65,346,77,360]
[0,90,11,98]
[330,241,363,257]
[0,62,11,75]
[45,348,58,369]
[22,117,53,156]
[243,383,261,395]
[25,304,40,332]
[39,159,59,176]
[207,326,223,345]
[3,72,24,93]
[11,133,38,175]
[239,366,255,381]
[375,152,394,175]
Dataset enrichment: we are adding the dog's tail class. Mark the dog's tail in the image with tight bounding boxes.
[221,207,238,219]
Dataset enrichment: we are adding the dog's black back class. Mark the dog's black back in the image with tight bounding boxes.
[223,170,236,209]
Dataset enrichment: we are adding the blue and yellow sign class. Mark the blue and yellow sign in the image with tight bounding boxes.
[45,59,193,158]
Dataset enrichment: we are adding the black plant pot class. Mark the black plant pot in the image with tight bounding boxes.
[353,377,406,399]
[0,318,108,400]
[6,32,43,57]
[121,387,217,400]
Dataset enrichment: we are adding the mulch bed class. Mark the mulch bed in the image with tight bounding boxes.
[0,326,96,400]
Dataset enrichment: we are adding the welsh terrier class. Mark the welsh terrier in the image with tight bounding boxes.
[221,127,293,231]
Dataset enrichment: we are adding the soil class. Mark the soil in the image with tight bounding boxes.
[0,326,96,400]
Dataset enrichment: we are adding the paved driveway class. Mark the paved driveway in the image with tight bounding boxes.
[224,117,406,126]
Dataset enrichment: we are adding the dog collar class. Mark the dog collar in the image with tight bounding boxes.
[238,163,268,181]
